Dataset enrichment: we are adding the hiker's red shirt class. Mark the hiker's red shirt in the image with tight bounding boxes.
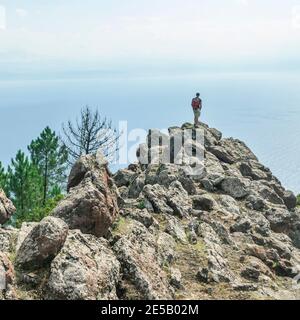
[192,98,202,109]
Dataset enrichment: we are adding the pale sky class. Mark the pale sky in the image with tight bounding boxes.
[0,0,300,76]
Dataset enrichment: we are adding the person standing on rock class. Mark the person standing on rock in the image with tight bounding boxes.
[191,93,202,126]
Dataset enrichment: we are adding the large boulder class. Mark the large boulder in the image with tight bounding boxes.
[0,190,16,225]
[52,154,119,237]
[47,230,120,300]
[15,217,68,270]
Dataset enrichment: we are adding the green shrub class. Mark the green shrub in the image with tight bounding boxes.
[14,194,64,228]
[137,199,146,210]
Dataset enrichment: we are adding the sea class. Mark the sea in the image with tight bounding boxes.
[0,71,299,193]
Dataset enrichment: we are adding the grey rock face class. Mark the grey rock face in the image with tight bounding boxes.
[282,190,297,210]
[170,268,183,289]
[16,217,68,270]
[0,228,18,253]
[198,223,234,283]
[157,232,177,266]
[113,169,137,187]
[165,215,188,244]
[0,190,16,225]
[113,219,173,299]
[47,230,120,300]
[220,176,250,199]
[191,194,217,212]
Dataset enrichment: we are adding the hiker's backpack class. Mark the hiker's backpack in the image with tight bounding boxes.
[192,98,201,109]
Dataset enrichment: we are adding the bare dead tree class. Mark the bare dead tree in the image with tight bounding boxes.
[61,106,120,165]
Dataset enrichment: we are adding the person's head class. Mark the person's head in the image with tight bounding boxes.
[196,93,200,97]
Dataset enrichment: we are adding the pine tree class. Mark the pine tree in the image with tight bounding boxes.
[0,161,8,194]
[62,106,119,164]
[28,127,68,205]
[7,150,42,225]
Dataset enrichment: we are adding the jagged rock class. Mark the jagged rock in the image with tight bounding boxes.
[170,268,182,289]
[16,222,38,252]
[218,138,258,162]
[15,217,68,270]
[198,223,234,283]
[265,208,292,234]
[128,173,145,198]
[220,176,250,199]
[253,183,284,206]
[191,194,216,212]
[52,154,119,237]
[218,195,240,216]
[232,283,258,292]
[181,122,194,130]
[245,194,266,211]
[0,228,18,253]
[142,181,192,218]
[208,145,235,164]
[197,267,210,283]
[201,152,225,191]
[230,218,252,234]
[157,232,177,266]
[0,190,16,225]
[143,184,173,214]
[283,191,297,210]
[209,128,222,141]
[207,221,234,245]
[166,181,192,218]
[165,215,188,244]
[179,176,197,195]
[241,267,261,281]
[124,208,154,228]
[0,252,16,299]
[47,230,120,300]
[67,153,108,191]
[238,161,271,181]
[252,212,271,237]
[113,169,137,187]
[113,219,172,299]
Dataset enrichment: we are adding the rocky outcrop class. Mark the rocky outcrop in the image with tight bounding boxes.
[51,154,119,237]
[112,122,300,300]
[1,121,300,300]
[0,190,16,225]
[47,230,120,300]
